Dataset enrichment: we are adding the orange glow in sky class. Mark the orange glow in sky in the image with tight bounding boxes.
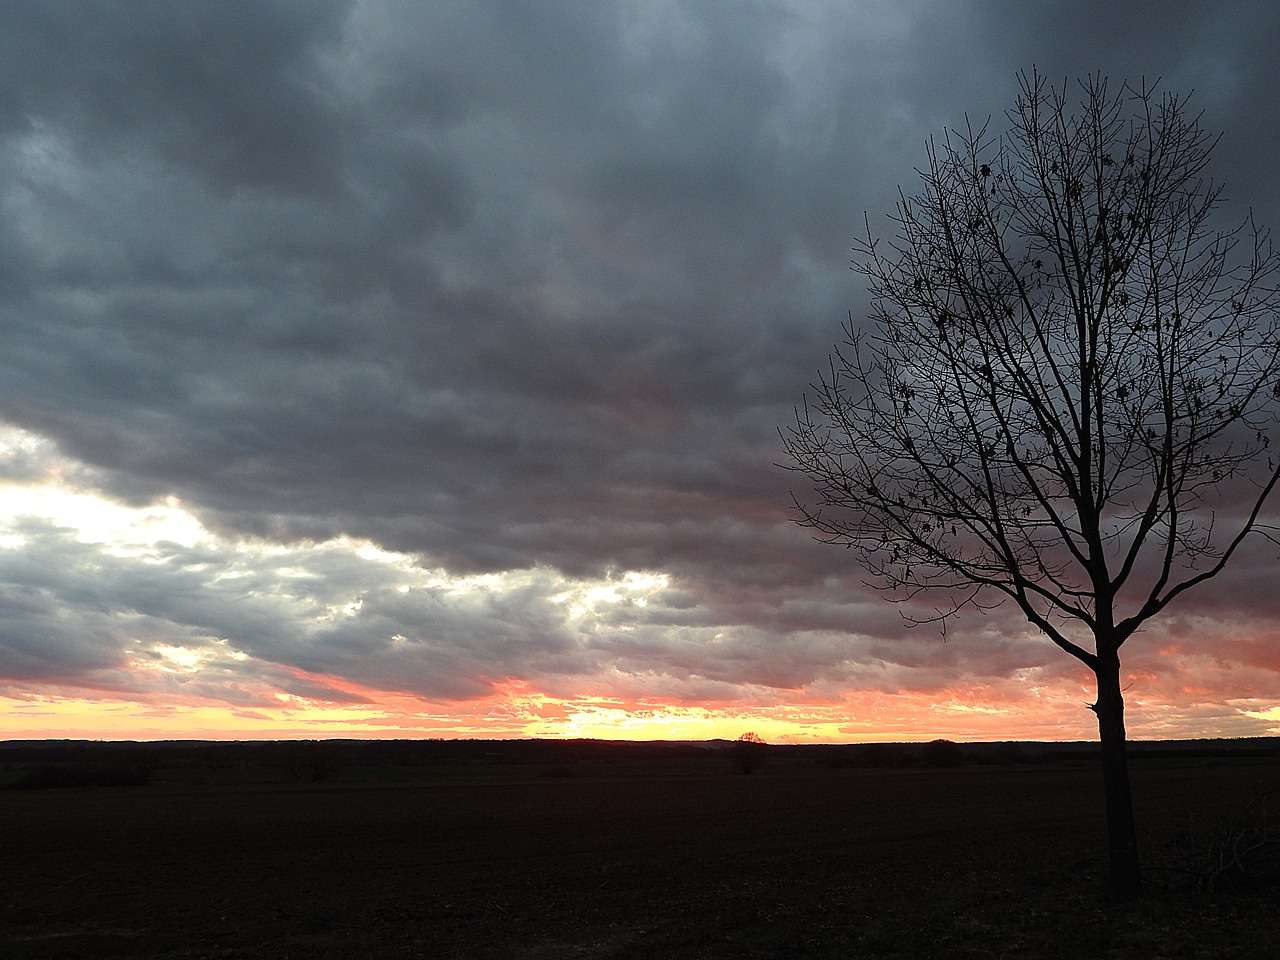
[4,667,1274,743]
[1,424,1278,746]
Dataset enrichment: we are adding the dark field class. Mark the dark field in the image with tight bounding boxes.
[3,757,1279,959]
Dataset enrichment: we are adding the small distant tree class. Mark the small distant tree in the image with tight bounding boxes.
[783,70,1280,901]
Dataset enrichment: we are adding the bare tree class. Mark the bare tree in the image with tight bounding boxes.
[782,70,1280,902]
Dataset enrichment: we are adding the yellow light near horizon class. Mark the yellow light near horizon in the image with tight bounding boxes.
[1241,704,1280,723]
[0,692,433,741]
[529,704,850,744]
[4,674,1274,744]
[3,423,1277,747]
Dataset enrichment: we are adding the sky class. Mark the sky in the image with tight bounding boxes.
[2,0,1280,744]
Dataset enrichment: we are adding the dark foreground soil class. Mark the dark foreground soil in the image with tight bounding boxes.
[2,758,1278,958]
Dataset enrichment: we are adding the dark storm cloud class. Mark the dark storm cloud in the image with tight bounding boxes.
[0,0,355,193]
[1,1,1279,708]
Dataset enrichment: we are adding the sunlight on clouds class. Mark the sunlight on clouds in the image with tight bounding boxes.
[0,425,209,553]
[133,639,250,679]
[0,486,211,554]
[0,423,699,735]
[1240,703,1280,727]
[2,420,1277,744]
[151,645,213,673]
[316,600,353,626]
[939,700,1008,716]
[144,641,250,675]
[0,419,683,635]
[552,571,671,621]
[354,541,408,564]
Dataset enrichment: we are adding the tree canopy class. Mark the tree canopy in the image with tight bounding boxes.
[783,70,1280,900]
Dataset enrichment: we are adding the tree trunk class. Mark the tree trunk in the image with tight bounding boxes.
[1093,654,1142,902]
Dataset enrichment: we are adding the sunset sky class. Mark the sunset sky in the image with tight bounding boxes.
[2,1,1280,744]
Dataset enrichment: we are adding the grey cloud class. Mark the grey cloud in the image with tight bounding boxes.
[1,2,1279,711]
[0,0,355,194]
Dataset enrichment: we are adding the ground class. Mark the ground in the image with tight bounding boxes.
[2,756,1277,958]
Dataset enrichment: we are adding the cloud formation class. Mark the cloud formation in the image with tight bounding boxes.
[1,1,1279,740]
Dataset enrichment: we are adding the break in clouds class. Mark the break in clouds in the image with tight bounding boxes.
[1,1,1279,737]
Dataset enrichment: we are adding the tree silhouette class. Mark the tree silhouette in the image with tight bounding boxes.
[782,70,1280,901]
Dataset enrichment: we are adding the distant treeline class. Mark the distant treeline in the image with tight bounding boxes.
[1,735,1276,788]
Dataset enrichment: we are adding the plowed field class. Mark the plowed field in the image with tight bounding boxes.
[3,760,1278,958]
